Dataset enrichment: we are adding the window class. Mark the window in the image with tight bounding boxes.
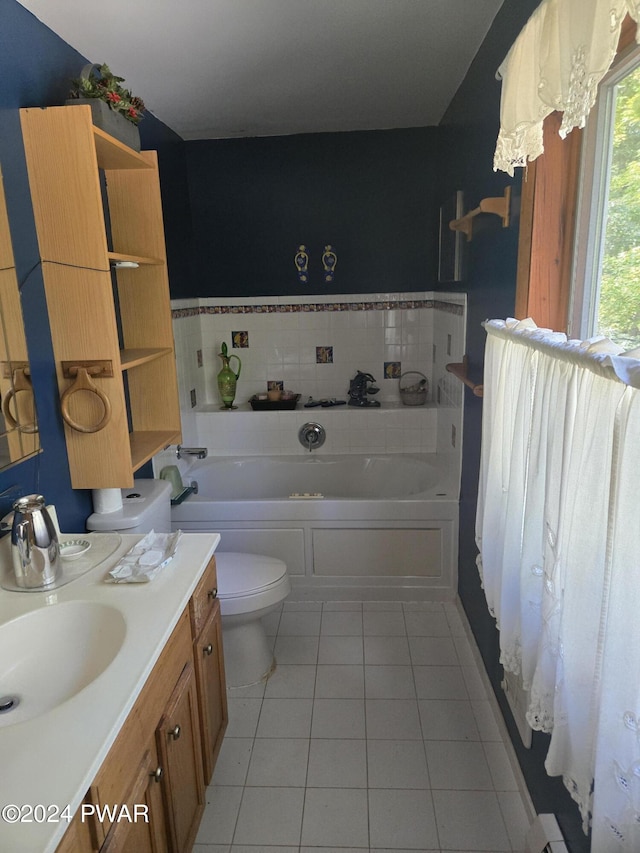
[571,44,640,349]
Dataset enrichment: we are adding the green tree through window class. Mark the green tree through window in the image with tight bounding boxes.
[599,64,640,349]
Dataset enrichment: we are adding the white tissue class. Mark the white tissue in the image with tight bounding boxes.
[105,530,183,583]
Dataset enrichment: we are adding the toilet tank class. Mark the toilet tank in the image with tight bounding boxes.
[86,479,172,534]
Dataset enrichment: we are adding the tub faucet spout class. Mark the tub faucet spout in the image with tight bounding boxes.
[176,445,208,460]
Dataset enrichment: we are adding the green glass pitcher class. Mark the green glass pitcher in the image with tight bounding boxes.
[217,342,241,409]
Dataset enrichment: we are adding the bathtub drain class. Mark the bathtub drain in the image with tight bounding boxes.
[0,695,19,714]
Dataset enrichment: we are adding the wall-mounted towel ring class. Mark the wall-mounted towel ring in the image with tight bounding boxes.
[1,366,38,433]
[294,245,309,283]
[322,245,337,282]
[60,365,112,433]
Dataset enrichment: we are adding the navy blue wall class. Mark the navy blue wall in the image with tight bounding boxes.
[183,127,440,298]
[0,0,189,530]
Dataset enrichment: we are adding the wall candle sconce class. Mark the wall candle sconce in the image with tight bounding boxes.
[322,245,337,282]
[294,245,309,283]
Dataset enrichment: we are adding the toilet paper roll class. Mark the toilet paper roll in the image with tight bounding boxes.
[92,487,124,514]
[159,465,184,499]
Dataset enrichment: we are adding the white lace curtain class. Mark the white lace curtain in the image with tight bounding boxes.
[476,319,640,849]
[494,0,640,175]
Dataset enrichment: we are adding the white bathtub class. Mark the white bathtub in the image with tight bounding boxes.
[171,453,460,600]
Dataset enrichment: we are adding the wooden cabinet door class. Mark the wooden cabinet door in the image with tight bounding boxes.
[156,661,204,853]
[100,742,168,853]
[194,599,228,783]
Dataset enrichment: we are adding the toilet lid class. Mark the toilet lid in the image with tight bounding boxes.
[215,552,287,596]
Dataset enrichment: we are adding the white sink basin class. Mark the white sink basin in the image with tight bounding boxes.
[0,601,126,727]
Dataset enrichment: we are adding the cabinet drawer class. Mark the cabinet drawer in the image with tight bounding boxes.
[189,556,217,637]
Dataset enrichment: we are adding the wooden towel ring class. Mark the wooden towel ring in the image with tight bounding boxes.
[60,366,112,433]
[2,367,38,433]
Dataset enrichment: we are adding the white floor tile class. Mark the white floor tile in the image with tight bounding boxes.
[278,611,321,636]
[315,664,365,698]
[256,698,313,738]
[419,699,480,741]
[364,665,416,699]
[432,789,511,851]
[364,634,411,664]
[425,740,494,790]
[211,738,253,786]
[307,738,367,787]
[321,610,363,636]
[404,610,452,637]
[367,739,430,788]
[246,738,309,787]
[273,635,319,664]
[318,634,364,664]
[472,699,505,741]
[233,787,304,846]
[196,786,243,845]
[301,787,369,847]
[498,790,533,851]
[484,741,521,791]
[413,665,468,700]
[409,635,459,665]
[311,698,366,738]
[368,788,439,849]
[198,598,532,853]
[264,665,316,698]
[366,699,423,739]
[225,697,263,738]
[363,611,407,635]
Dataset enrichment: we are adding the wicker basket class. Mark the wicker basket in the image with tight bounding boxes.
[399,371,428,406]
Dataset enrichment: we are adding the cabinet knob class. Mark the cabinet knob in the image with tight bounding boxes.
[203,643,213,656]
[150,766,163,783]
[208,587,218,600]
[169,724,181,740]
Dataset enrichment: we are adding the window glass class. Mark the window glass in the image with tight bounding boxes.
[572,47,640,349]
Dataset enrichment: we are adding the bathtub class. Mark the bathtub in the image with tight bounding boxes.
[171,452,460,600]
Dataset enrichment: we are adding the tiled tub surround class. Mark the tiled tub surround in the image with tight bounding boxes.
[162,292,466,600]
[193,599,534,852]
[170,291,466,458]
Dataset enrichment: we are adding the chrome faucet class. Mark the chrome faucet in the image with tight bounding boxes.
[176,445,208,460]
[298,422,326,452]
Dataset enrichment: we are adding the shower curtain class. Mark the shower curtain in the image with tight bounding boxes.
[476,319,640,850]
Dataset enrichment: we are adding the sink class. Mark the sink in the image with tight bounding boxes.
[0,601,126,727]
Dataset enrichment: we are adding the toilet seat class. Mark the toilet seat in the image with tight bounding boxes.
[215,552,290,617]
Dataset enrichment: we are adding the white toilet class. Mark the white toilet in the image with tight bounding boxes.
[215,552,291,688]
[87,480,291,689]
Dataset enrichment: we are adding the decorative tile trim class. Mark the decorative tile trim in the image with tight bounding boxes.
[172,297,464,320]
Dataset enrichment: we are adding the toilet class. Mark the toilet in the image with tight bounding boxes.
[87,479,291,689]
[215,552,291,688]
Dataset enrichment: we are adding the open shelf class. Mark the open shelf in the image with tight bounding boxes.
[130,430,182,471]
[93,124,153,171]
[120,347,174,371]
[108,251,164,266]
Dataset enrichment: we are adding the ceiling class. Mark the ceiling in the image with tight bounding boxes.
[18,0,504,141]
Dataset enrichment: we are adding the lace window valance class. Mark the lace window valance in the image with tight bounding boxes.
[494,0,640,175]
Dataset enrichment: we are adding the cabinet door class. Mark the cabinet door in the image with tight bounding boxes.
[194,599,228,783]
[100,743,167,853]
[156,661,204,853]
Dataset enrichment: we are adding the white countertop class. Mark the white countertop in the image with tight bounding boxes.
[0,531,220,853]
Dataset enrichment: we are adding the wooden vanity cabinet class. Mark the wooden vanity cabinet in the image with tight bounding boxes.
[189,556,228,783]
[55,562,228,853]
[156,662,204,853]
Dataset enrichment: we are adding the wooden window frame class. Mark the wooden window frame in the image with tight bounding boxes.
[514,15,637,331]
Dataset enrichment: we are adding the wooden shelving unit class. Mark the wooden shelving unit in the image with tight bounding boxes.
[20,105,181,488]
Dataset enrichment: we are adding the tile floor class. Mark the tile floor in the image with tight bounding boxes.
[194,600,533,853]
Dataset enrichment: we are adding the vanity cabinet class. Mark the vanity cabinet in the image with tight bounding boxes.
[19,106,181,488]
[190,557,228,783]
[56,587,225,853]
[156,662,204,852]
